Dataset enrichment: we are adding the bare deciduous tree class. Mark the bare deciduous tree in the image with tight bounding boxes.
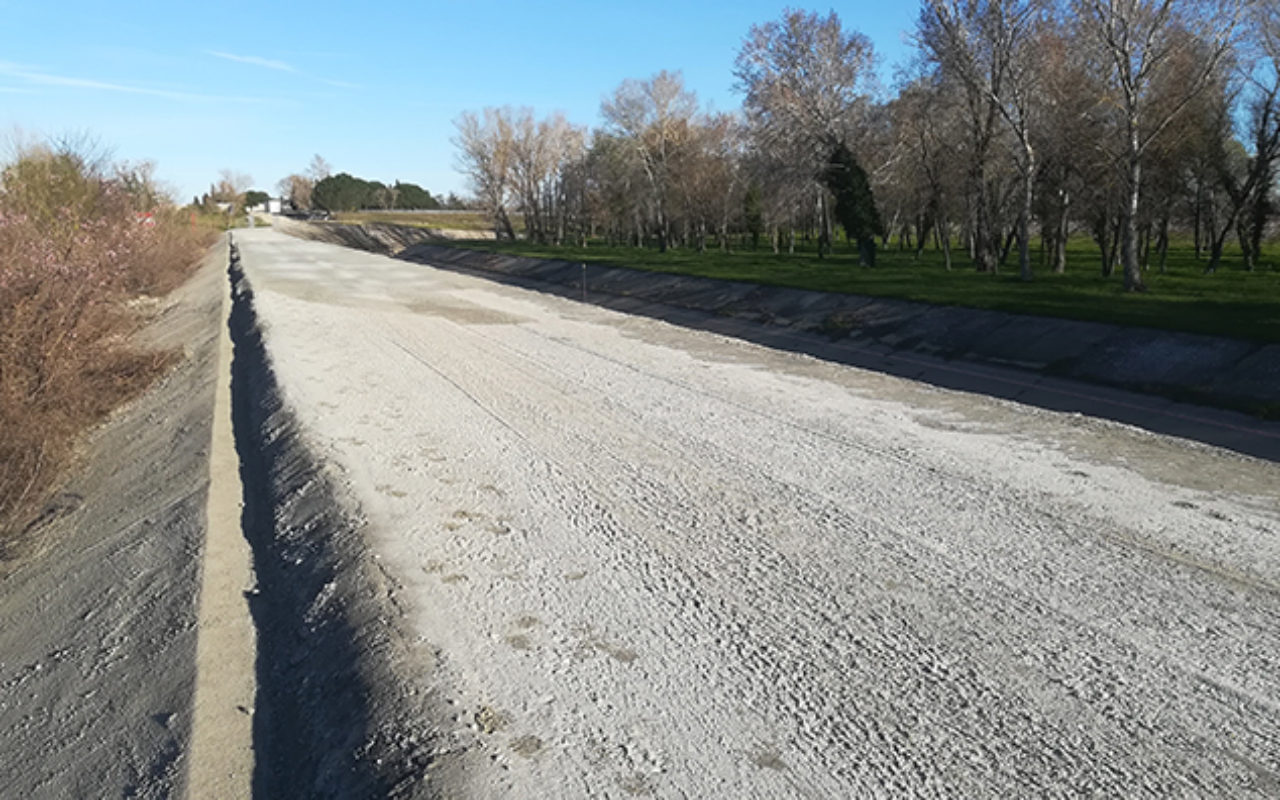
[920,0,1047,279]
[888,74,966,268]
[214,168,253,213]
[307,154,332,183]
[601,71,699,252]
[276,173,313,210]
[1216,0,1280,271]
[509,110,586,244]
[453,108,518,239]
[735,9,877,257]
[1076,0,1243,290]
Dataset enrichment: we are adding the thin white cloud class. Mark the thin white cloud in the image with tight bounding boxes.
[0,61,266,103]
[203,49,356,91]
[206,50,297,73]
[0,86,34,94]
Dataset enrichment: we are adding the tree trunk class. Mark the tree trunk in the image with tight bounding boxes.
[496,206,517,241]
[1121,155,1144,291]
[999,227,1016,266]
[1018,146,1034,281]
[1051,189,1069,274]
[975,184,997,272]
[1243,220,1259,272]
[1109,217,1122,275]
[883,208,898,248]
[1157,215,1170,274]
[1207,227,1228,273]
[817,192,831,259]
[1193,180,1203,259]
[1095,215,1112,277]
[940,215,952,271]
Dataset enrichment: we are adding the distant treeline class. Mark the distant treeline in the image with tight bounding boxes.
[310,173,469,212]
[271,156,470,214]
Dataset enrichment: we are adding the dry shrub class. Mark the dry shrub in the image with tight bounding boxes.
[0,144,215,542]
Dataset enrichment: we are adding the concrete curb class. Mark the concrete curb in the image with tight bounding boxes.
[188,234,256,799]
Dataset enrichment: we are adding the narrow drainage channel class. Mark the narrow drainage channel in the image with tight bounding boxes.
[226,237,434,798]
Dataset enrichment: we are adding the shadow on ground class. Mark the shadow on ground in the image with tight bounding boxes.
[227,241,443,798]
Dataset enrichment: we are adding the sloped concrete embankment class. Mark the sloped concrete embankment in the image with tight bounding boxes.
[270,215,484,252]
[227,241,440,798]
[398,243,1280,419]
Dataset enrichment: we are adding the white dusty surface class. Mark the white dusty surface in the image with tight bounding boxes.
[236,228,1280,798]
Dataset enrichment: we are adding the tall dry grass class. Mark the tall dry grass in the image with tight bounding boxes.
[0,144,215,543]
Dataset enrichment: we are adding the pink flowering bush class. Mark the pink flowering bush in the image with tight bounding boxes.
[0,146,214,539]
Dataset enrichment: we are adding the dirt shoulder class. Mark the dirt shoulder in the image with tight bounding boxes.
[0,244,225,798]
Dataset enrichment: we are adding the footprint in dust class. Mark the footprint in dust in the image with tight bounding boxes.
[563,570,588,582]
[510,735,542,758]
[375,484,408,499]
[505,616,541,650]
[1172,500,1198,509]
[596,642,638,664]
[422,559,445,574]
[618,773,653,796]
[441,573,469,584]
[505,634,533,650]
[750,747,788,772]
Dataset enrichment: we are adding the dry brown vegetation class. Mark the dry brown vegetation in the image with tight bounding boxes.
[0,143,216,542]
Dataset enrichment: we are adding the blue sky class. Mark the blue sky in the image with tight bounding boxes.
[0,1,920,203]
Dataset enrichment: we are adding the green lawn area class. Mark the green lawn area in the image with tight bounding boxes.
[451,236,1280,344]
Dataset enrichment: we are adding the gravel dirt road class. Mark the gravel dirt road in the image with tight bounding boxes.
[236,227,1280,798]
